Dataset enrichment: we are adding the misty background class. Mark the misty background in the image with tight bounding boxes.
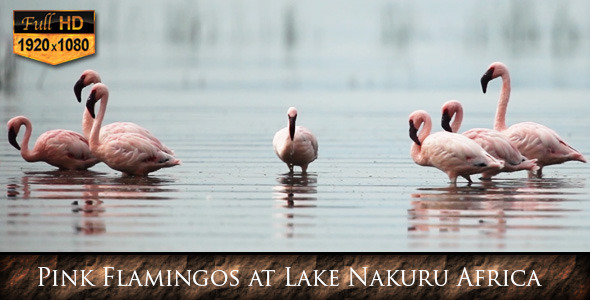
[1,0,589,95]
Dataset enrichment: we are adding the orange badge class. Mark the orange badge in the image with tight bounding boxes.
[13,10,95,65]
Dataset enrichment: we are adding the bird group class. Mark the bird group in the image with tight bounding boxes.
[7,70,181,176]
[409,62,586,184]
[5,62,586,181]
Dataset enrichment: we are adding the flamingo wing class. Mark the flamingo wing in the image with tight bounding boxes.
[505,122,586,166]
[35,130,98,169]
[98,132,179,175]
[463,128,524,166]
[101,122,175,155]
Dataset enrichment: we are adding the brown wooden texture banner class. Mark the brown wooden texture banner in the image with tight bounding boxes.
[1,254,588,299]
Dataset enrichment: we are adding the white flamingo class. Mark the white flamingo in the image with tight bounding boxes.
[441,100,538,179]
[73,69,174,155]
[273,107,318,173]
[480,62,586,177]
[7,116,99,170]
[409,110,503,184]
[86,83,180,176]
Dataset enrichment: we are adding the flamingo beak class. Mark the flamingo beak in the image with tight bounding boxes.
[288,115,296,141]
[86,90,97,119]
[409,120,421,146]
[8,127,21,150]
[480,67,494,94]
[74,75,86,102]
[441,109,453,132]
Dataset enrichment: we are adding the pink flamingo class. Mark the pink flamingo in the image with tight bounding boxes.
[86,83,180,176]
[273,107,318,173]
[480,62,586,177]
[73,69,174,155]
[441,100,539,179]
[409,110,503,184]
[7,116,99,170]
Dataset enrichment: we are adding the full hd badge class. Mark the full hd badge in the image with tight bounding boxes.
[13,10,95,65]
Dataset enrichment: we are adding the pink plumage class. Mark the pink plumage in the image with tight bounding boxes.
[409,110,503,184]
[7,116,99,170]
[440,100,539,179]
[86,83,180,176]
[480,62,586,177]
[74,69,175,155]
[273,107,318,173]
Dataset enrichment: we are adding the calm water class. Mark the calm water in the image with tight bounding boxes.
[1,88,588,251]
[0,0,589,251]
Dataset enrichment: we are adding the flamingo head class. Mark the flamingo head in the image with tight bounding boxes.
[440,100,462,133]
[86,83,108,119]
[6,117,24,150]
[287,107,297,141]
[74,69,101,102]
[480,62,508,94]
[409,119,421,146]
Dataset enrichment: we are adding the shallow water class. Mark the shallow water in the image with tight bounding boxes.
[1,0,589,251]
[1,87,588,251]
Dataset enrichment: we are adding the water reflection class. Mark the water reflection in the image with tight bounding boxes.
[408,177,585,248]
[273,172,317,207]
[4,171,179,236]
[273,172,318,238]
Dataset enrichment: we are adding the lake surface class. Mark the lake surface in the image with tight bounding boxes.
[0,0,589,251]
[1,87,588,251]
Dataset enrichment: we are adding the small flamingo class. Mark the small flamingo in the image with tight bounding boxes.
[7,116,99,170]
[73,69,174,155]
[273,107,318,173]
[86,83,180,176]
[409,110,503,184]
[441,100,538,179]
[480,62,586,177]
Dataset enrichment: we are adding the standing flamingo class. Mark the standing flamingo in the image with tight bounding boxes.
[441,100,538,179]
[480,62,586,177]
[73,69,174,155]
[409,110,503,184]
[273,107,318,173]
[7,116,99,170]
[86,83,180,176]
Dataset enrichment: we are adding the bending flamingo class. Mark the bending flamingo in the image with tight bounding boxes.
[480,62,586,177]
[441,100,538,179]
[273,107,318,173]
[7,116,99,170]
[409,110,503,184]
[86,83,180,176]
[73,69,174,155]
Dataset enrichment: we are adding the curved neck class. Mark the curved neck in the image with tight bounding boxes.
[447,102,463,133]
[494,72,511,131]
[82,109,93,139]
[411,115,431,166]
[19,118,38,162]
[89,94,108,150]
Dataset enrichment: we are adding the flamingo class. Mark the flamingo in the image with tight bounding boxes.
[408,110,503,184]
[441,100,539,179]
[273,107,318,173]
[480,62,586,177]
[73,69,174,155]
[86,83,180,176]
[7,116,99,170]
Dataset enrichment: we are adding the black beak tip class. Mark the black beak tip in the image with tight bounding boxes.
[441,111,453,132]
[409,120,421,146]
[8,128,21,150]
[86,91,97,119]
[74,77,85,102]
[480,68,494,94]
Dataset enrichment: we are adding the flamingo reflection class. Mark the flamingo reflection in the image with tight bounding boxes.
[273,172,318,238]
[408,178,584,248]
